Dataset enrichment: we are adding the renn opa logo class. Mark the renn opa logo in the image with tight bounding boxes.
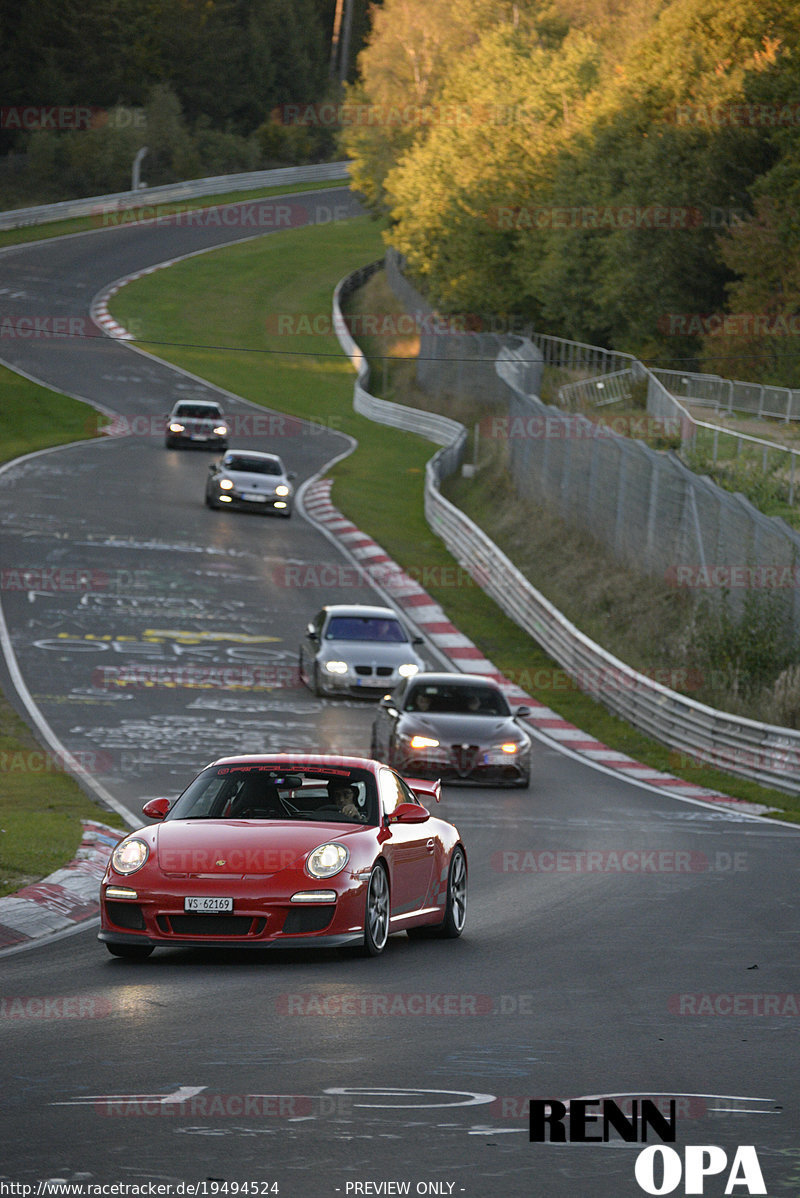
[529,1099,766,1195]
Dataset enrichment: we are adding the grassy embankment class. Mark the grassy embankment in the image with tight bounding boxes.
[106,217,800,823]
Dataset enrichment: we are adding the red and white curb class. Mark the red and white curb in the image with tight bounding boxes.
[303,478,775,818]
[0,821,124,950]
[92,263,174,340]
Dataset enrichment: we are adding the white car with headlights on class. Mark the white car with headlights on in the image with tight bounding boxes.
[205,451,295,517]
[299,604,427,698]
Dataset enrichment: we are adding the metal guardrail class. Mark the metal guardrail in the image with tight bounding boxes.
[556,360,800,498]
[333,260,800,796]
[654,368,800,423]
[0,161,351,231]
[333,263,465,450]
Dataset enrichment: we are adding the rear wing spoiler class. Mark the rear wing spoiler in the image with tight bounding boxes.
[404,777,441,804]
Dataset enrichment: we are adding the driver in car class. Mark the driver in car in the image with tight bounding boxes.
[329,782,363,820]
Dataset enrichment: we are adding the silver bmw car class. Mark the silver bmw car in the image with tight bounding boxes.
[299,604,427,698]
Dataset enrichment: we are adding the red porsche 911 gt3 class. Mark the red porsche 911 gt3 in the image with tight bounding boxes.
[99,754,467,959]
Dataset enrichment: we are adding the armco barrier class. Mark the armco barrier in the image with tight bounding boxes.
[0,161,350,231]
[333,260,800,796]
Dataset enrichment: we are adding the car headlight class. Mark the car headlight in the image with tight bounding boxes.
[219,478,234,490]
[410,735,440,749]
[494,740,527,755]
[111,838,149,875]
[169,422,185,433]
[306,843,349,879]
[213,425,228,436]
[275,485,290,496]
[324,660,348,674]
[398,663,420,678]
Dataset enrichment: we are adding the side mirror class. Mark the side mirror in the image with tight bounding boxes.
[208,462,217,472]
[412,636,424,646]
[306,626,319,641]
[515,705,531,717]
[391,802,430,824]
[288,471,297,480]
[142,797,171,821]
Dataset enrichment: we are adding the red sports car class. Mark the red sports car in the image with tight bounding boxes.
[98,754,467,959]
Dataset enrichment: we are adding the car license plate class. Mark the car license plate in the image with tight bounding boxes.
[184,896,233,913]
[242,493,267,502]
[190,434,208,440]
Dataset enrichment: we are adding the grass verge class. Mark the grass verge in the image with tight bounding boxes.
[108,220,800,822]
[0,364,101,464]
[0,371,127,898]
[0,693,126,897]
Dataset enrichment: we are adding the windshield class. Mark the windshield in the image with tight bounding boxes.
[225,456,282,476]
[405,684,511,716]
[326,616,407,642]
[166,764,378,825]
[175,405,222,419]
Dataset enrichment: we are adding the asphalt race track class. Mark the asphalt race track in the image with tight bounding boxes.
[1,190,799,1198]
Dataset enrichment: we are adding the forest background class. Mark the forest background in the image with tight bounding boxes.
[3,0,799,382]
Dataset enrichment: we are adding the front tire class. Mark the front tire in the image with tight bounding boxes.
[105,942,154,961]
[363,864,390,956]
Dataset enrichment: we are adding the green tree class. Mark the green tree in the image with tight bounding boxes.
[383,21,601,312]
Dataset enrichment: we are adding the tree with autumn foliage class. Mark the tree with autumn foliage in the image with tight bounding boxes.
[345,0,800,382]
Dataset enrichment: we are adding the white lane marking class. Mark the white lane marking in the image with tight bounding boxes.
[52,1086,208,1106]
[324,1087,495,1108]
